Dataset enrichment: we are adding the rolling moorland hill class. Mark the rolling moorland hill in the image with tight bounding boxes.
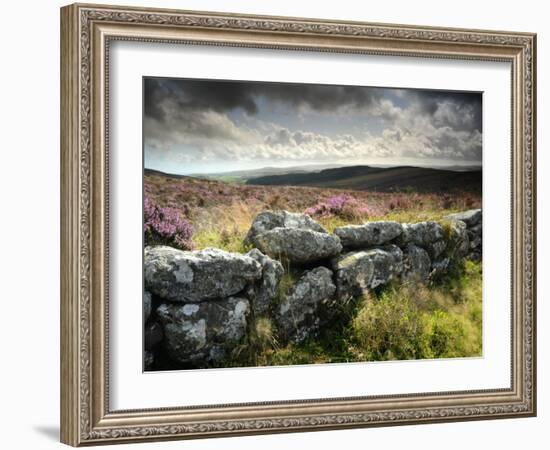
[144,168,189,179]
[245,165,482,193]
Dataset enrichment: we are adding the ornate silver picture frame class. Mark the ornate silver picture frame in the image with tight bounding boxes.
[60,3,536,446]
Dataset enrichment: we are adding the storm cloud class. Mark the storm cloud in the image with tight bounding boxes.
[145,78,384,119]
[401,89,482,132]
[143,77,482,174]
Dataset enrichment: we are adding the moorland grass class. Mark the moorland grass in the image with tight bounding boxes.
[145,175,482,365]
[351,260,482,361]
[145,174,481,254]
[248,260,482,366]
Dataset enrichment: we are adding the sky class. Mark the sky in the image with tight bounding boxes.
[143,77,482,175]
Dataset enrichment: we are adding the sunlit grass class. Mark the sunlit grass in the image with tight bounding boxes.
[368,208,470,224]
[351,261,482,361]
[251,260,482,366]
[193,228,251,253]
[192,206,472,253]
[317,215,365,233]
[275,265,302,304]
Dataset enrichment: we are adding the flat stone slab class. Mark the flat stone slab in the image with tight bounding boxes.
[254,228,342,264]
[334,221,403,248]
[332,245,403,299]
[245,210,327,247]
[399,221,445,246]
[156,296,250,365]
[144,246,262,303]
[445,209,482,227]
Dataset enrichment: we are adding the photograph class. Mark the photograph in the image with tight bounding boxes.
[142,77,484,371]
[57,2,537,445]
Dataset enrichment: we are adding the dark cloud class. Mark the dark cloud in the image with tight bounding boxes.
[144,77,483,168]
[251,83,381,111]
[144,78,260,144]
[145,78,481,133]
[402,89,482,132]
[144,78,258,122]
[144,78,385,121]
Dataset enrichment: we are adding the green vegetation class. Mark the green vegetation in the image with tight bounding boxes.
[193,227,251,253]
[369,208,469,224]
[191,208,470,254]
[209,175,246,184]
[276,265,301,300]
[145,172,481,255]
[250,260,482,366]
[351,260,482,360]
[145,173,483,366]
[317,215,361,233]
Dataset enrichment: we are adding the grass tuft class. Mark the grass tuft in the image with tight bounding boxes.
[250,260,482,366]
[351,261,482,361]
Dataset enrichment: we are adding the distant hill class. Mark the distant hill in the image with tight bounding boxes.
[144,168,191,179]
[246,165,482,193]
[189,163,344,182]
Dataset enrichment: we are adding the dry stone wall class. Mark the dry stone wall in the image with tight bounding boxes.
[143,209,482,370]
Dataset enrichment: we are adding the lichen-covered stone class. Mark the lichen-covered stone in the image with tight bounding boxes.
[144,321,163,351]
[245,210,327,247]
[431,257,451,277]
[144,350,154,370]
[144,246,262,303]
[369,245,403,288]
[467,231,482,261]
[445,209,482,227]
[334,221,402,248]
[468,233,482,249]
[254,228,342,264]
[427,240,447,259]
[445,209,482,261]
[276,267,336,344]
[332,251,374,300]
[332,245,403,299]
[467,224,482,247]
[143,208,483,370]
[156,297,250,365]
[445,219,471,259]
[399,221,445,246]
[144,290,152,322]
[469,223,482,236]
[402,244,431,282]
[246,249,284,316]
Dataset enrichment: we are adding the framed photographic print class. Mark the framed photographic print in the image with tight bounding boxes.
[60,3,537,446]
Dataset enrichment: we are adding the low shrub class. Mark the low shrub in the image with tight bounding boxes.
[425,310,468,358]
[233,261,482,367]
[304,194,380,221]
[351,290,431,360]
[192,227,250,254]
[144,195,194,250]
[254,317,279,352]
[350,262,482,361]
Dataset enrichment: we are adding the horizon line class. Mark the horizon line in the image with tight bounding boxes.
[144,161,483,177]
